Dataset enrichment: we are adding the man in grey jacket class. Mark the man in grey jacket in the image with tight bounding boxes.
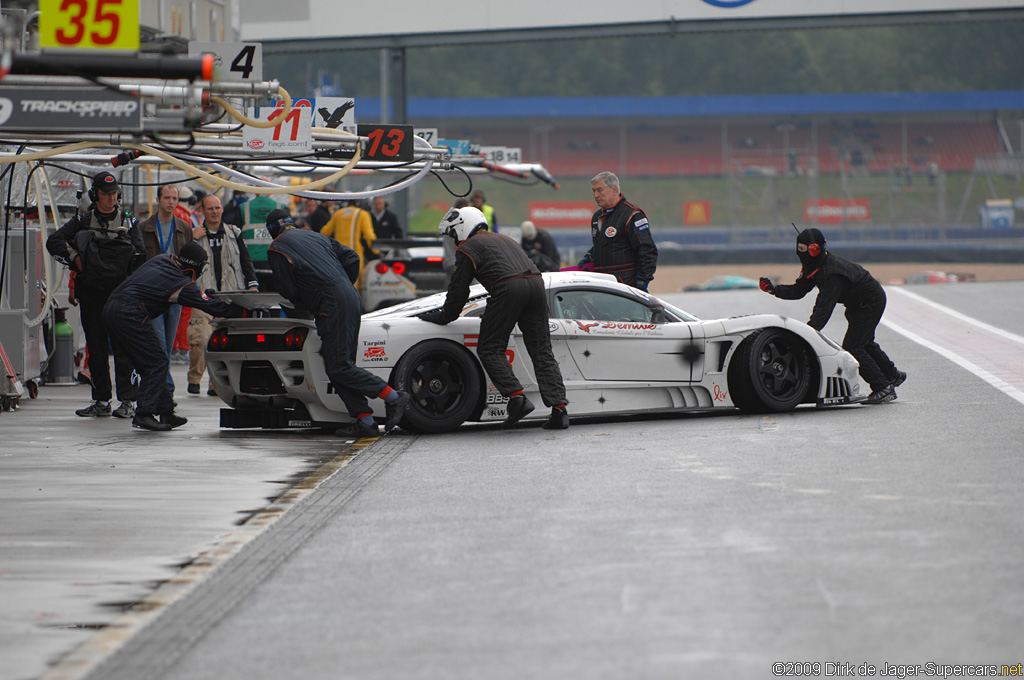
[186,194,259,395]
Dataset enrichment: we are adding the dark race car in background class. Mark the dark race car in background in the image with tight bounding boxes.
[360,237,453,312]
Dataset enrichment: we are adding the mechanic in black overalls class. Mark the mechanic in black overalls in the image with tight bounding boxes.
[419,206,569,430]
[264,209,411,438]
[760,228,907,404]
[576,171,658,291]
[102,242,245,431]
[46,171,144,419]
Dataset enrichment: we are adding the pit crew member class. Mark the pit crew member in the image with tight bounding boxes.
[420,207,569,430]
[265,209,411,437]
[102,242,245,431]
[577,171,658,291]
[46,171,143,419]
[760,227,907,404]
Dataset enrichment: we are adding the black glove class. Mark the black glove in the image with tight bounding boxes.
[418,310,448,325]
[759,277,775,294]
[204,288,218,298]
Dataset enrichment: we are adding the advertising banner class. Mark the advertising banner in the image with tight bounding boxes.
[0,87,142,132]
[528,202,595,228]
[805,199,871,224]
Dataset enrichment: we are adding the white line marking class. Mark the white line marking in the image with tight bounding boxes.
[881,318,1024,407]
[888,287,1024,346]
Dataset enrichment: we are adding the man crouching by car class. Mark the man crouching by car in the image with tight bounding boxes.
[265,208,411,438]
[102,242,246,431]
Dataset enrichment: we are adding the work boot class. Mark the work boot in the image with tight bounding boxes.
[503,394,535,428]
[890,370,907,388]
[865,384,897,405]
[132,413,172,431]
[542,406,570,430]
[187,383,200,395]
[75,400,111,417]
[161,412,188,429]
[336,420,380,439]
[111,401,135,419]
[384,391,412,432]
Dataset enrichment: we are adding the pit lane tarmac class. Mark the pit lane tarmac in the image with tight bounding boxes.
[3,281,1024,680]
[0,364,376,680]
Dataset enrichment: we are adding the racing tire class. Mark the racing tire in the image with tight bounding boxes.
[728,328,811,413]
[391,339,483,434]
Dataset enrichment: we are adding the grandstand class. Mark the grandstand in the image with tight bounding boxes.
[362,92,1024,262]
[388,93,1019,179]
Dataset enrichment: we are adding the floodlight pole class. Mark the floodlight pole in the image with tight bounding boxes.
[385,46,409,227]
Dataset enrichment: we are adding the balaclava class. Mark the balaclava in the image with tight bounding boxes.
[796,228,827,270]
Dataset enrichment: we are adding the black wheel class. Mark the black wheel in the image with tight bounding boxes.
[728,328,811,413]
[391,340,483,433]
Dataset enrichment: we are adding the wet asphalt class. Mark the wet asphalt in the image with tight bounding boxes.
[2,282,1023,680]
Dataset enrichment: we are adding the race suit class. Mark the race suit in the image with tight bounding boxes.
[268,228,389,419]
[772,251,899,392]
[583,195,658,288]
[47,207,145,404]
[438,231,567,408]
[102,255,243,417]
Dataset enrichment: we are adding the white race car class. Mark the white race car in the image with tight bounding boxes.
[207,272,862,433]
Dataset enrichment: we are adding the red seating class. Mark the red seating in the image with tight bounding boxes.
[438,119,1005,177]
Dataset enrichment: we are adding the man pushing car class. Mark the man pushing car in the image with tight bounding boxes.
[419,206,569,430]
[760,227,906,404]
[265,208,411,437]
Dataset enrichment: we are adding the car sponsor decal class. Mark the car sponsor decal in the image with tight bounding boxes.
[485,391,510,419]
[548,321,559,333]
[604,226,617,238]
[362,340,388,362]
[572,321,663,336]
[463,334,478,348]
[713,385,728,402]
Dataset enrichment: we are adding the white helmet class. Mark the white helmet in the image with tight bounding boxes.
[439,206,487,243]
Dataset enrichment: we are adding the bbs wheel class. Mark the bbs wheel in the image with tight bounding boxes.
[728,329,811,413]
[392,340,483,433]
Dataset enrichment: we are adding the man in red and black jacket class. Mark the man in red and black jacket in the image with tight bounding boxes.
[576,171,658,291]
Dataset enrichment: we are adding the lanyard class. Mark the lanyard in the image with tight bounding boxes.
[156,217,174,253]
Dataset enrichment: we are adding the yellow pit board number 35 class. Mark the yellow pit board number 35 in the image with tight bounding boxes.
[39,0,140,52]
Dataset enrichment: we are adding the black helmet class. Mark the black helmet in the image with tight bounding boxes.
[266,208,294,239]
[176,241,208,279]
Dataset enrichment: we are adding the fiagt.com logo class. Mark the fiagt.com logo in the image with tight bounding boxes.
[702,0,757,6]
